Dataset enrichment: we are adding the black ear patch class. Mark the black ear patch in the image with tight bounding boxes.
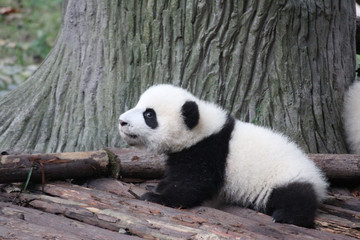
[181,101,199,129]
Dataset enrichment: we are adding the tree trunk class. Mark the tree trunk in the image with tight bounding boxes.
[0,1,356,153]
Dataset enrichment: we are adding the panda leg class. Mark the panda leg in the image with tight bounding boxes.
[265,182,318,228]
[140,178,215,208]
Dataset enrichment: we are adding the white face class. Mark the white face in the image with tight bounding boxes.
[119,85,199,153]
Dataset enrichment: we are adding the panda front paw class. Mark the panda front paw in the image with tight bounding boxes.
[140,192,164,205]
[271,209,314,228]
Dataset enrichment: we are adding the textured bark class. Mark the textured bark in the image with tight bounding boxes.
[0,148,165,184]
[309,154,360,181]
[1,181,355,239]
[0,0,356,153]
[0,150,112,183]
[1,148,360,184]
[357,17,360,53]
[0,202,135,240]
[110,148,166,179]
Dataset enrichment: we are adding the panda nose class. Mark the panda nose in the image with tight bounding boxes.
[119,120,128,126]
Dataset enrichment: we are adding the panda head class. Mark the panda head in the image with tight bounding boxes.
[119,85,201,153]
[118,84,227,153]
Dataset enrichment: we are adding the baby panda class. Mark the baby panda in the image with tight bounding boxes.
[343,81,360,154]
[118,84,328,228]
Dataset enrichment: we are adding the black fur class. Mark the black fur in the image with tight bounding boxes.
[140,116,235,208]
[143,108,158,129]
[265,182,318,228]
[181,101,199,129]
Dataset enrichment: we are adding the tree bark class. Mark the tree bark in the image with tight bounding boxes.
[309,154,360,182]
[1,180,359,239]
[0,150,113,184]
[110,148,166,179]
[357,17,360,54]
[0,1,356,154]
[0,148,166,184]
[0,202,136,240]
[2,181,355,239]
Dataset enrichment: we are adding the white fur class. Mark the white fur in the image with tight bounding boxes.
[344,81,360,154]
[119,84,328,208]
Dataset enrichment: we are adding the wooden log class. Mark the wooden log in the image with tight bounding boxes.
[1,148,360,184]
[105,179,360,239]
[109,148,166,179]
[111,150,360,182]
[0,202,137,240]
[112,149,360,182]
[0,151,113,184]
[309,154,360,182]
[317,205,360,238]
[219,203,360,239]
[90,178,360,240]
[2,180,356,240]
[14,183,262,239]
[85,177,148,199]
[0,182,337,239]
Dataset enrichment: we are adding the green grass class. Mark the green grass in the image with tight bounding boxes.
[0,0,62,65]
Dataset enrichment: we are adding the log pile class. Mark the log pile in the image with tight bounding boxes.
[0,148,360,239]
[0,179,359,239]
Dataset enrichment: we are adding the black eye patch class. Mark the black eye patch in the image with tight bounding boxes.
[143,108,158,129]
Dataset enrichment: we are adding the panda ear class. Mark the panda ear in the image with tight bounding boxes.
[181,101,199,130]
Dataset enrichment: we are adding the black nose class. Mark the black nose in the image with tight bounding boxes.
[119,120,128,126]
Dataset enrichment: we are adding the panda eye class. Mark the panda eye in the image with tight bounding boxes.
[143,109,155,119]
[143,108,158,129]
[144,111,153,118]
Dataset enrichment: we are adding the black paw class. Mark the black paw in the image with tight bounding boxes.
[140,192,164,204]
[272,209,314,228]
[271,209,286,223]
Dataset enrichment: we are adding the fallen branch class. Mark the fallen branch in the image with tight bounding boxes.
[309,154,360,181]
[109,148,166,179]
[0,151,112,184]
[0,148,360,184]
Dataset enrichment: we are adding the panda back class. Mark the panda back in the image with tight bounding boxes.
[222,120,328,210]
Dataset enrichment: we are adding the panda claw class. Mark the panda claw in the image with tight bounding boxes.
[140,192,165,205]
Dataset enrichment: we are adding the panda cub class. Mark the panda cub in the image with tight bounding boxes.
[343,81,360,154]
[119,84,328,228]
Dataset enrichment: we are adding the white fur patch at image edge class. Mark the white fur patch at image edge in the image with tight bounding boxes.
[344,81,360,154]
